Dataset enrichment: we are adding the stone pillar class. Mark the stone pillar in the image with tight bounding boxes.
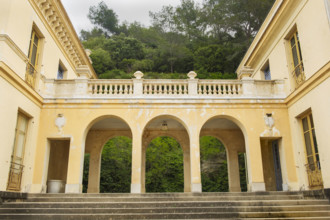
[246,134,266,192]
[87,149,101,193]
[131,132,143,193]
[183,149,191,192]
[141,145,147,193]
[227,150,241,192]
[189,134,202,193]
[65,138,84,193]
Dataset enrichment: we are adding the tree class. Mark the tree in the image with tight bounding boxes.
[87,1,120,36]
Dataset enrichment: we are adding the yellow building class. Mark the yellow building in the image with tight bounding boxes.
[0,0,329,194]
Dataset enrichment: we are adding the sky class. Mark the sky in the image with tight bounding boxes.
[61,0,204,34]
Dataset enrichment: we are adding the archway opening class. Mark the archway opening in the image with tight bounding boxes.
[142,115,190,193]
[200,136,228,192]
[83,116,132,193]
[100,136,132,193]
[200,116,247,192]
[146,136,183,192]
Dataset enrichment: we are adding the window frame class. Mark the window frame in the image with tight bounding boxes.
[26,25,44,88]
[288,30,305,87]
[57,60,67,79]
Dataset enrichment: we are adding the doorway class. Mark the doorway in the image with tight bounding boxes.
[261,139,283,191]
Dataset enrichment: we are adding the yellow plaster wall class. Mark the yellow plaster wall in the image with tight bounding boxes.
[31,102,298,192]
[250,0,330,94]
[288,76,330,189]
[0,70,41,192]
[0,0,78,80]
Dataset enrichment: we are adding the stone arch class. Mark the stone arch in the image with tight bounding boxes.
[141,114,191,193]
[199,115,247,192]
[83,115,133,193]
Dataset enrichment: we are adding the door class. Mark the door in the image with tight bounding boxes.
[272,140,283,191]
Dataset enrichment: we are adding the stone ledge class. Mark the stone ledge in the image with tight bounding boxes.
[0,191,27,204]
[302,188,330,201]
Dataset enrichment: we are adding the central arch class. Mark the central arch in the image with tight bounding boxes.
[84,116,132,193]
[142,115,191,192]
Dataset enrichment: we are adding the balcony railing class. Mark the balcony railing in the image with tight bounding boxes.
[25,62,37,88]
[305,162,323,189]
[292,62,305,87]
[7,161,24,191]
[41,71,285,100]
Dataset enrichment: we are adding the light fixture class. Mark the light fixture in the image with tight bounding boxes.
[161,121,168,131]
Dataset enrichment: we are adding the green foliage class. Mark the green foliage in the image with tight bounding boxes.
[89,48,114,75]
[200,136,228,192]
[146,137,184,192]
[81,0,274,78]
[87,1,119,36]
[100,137,132,193]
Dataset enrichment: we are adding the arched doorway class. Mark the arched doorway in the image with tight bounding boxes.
[142,115,190,193]
[200,116,247,192]
[84,116,132,193]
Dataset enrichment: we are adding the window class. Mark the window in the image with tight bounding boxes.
[26,29,40,88]
[57,64,64,79]
[289,31,305,86]
[263,65,271,80]
[7,112,29,191]
[301,112,323,189]
[57,61,67,79]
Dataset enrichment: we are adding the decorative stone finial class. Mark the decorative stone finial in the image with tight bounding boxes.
[134,71,144,79]
[187,71,197,79]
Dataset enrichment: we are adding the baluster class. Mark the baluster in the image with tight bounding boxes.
[168,84,173,95]
[198,84,202,94]
[105,84,109,94]
[173,84,177,94]
[232,84,237,95]
[237,84,242,95]
[124,84,128,94]
[164,84,168,95]
[184,84,188,94]
[129,84,133,94]
[108,84,112,94]
[178,84,182,94]
[119,84,123,94]
[148,84,152,94]
[228,84,232,95]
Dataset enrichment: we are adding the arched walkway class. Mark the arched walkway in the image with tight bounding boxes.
[142,115,191,192]
[200,116,246,192]
[84,116,132,193]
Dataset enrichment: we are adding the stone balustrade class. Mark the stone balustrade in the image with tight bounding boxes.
[41,71,286,99]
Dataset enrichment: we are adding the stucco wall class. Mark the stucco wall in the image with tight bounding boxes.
[0,0,77,80]
[0,69,41,192]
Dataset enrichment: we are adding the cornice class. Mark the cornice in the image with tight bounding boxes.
[30,0,97,79]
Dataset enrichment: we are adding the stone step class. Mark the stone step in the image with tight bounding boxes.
[2,199,328,208]
[26,191,304,198]
[1,205,330,214]
[23,195,304,202]
[0,211,330,220]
